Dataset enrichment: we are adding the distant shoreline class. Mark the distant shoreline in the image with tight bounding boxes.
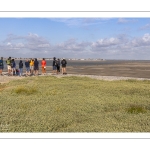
[2,58,150,61]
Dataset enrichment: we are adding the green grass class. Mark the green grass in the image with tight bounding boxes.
[0,76,150,132]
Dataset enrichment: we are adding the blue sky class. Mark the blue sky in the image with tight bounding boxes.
[1,18,150,59]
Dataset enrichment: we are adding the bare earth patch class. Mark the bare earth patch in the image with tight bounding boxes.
[0,75,24,83]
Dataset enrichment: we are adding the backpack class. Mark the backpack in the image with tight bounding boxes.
[11,61,16,68]
[62,60,66,65]
[55,60,58,66]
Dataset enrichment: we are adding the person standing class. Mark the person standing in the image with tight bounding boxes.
[41,58,46,75]
[6,57,12,76]
[25,59,30,76]
[52,57,57,74]
[11,59,16,76]
[0,57,4,76]
[30,58,34,76]
[61,58,67,74]
[34,58,39,76]
[57,58,60,74]
[19,60,23,77]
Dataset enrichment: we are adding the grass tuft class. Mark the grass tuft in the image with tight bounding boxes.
[126,79,137,82]
[126,104,147,114]
[0,84,6,92]
[14,86,37,94]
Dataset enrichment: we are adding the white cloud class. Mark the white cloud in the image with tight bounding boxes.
[50,18,111,27]
[2,33,51,51]
[91,37,121,48]
[139,23,150,30]
[37,44,50,48]
[16,43,24,47]
[142,33,150,42]
[118,18,138,24]
[7,42,11,46]
[1,33,150,59]
[90,33,150,59]
[55,38,91,52]
[28,33,39,37]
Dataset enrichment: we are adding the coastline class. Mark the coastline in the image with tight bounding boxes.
[2,60,150,78]
[0,72,150,84]
[1,60,150,83]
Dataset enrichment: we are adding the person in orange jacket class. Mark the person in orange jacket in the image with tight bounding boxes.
[41,58,46,75]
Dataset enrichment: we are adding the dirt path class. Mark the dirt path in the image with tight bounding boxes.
[0,75,24,83]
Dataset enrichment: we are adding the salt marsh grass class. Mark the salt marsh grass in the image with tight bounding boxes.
[0,76,150,132]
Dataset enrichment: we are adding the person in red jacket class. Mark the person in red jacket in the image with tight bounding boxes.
[41,58,46,75]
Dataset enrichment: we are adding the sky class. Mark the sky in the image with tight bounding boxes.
[1,18,150,60]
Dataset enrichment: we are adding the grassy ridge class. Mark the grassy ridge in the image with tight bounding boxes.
[0,76,150,132]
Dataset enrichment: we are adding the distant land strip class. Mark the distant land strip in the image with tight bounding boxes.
[1,11,150,12]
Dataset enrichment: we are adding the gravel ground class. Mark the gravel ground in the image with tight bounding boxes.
[0,72,150,84]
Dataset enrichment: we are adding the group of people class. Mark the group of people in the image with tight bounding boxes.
[52,57,67,75]
[0,56,67,76]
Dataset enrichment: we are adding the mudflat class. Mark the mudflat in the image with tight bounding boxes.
[66,60,150,78]
[2,60,150,79]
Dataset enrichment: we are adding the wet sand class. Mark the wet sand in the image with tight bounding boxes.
[59,60,150,79]
[66,62,150,78]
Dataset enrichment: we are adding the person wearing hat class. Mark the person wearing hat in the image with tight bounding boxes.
[61,58,67,75]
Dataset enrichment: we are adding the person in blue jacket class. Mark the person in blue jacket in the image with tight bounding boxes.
[0,57,4,75]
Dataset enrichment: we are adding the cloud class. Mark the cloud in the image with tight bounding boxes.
[89,33,150,58]
[91,37,120,48]
[139,23,150,30]
[54,38,91,52]
[50,18,111,27]
[1,32,150,59]
[118,18,138,24]
[2,33,51,52]
[7,42,11,46]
